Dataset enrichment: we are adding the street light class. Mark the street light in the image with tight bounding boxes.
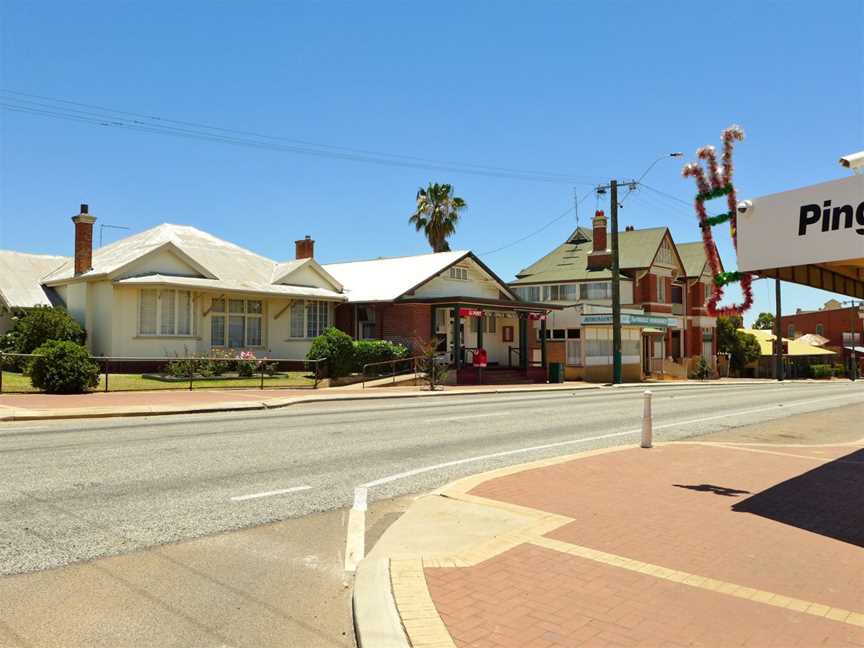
[603,152,683,384]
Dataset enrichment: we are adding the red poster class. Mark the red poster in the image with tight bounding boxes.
[527,313,547,321]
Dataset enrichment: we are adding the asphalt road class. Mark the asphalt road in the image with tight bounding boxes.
[1,381,862,576]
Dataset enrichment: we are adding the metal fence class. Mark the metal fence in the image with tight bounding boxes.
[360,356,426,389]
[0,352,327,394]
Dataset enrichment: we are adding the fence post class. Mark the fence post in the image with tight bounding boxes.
[260,361,265,390]
[0,353,4,394]
[189,358,194,391]
[104,359,109,392]
[641,390,653,448]
[314,361,319,389]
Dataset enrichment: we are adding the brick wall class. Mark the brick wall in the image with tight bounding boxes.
[334,304,354,336]
[380,303,432,350]
[780,307,862,347]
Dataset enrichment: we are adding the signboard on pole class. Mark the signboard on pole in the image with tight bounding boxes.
[738,175,864,272]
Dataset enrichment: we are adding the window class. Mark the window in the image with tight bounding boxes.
[139,289,158,335]
[552,329,566,340]
[580,282,611,300]
[502,325,514,343]
[566,339,582,366]
[484,316,496,334]
[449,266,468,281]
[671,284,683,305]
[815,324,824,336]
[286,300,331,339]
[656,239,674,266]
[787,324,796,338]
[657,278,666,303]
[139,288,193,337]
[210,297,263,347]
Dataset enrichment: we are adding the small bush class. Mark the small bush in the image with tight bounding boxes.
[809,364,834,379]
[236,351,257,377]
[353,339,409,374]
[689,356,712,381]
[29,340,100,393]
[307,327,354,378]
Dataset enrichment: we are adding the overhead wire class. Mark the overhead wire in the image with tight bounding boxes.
[0,89,601,185]
[479,188,595,256]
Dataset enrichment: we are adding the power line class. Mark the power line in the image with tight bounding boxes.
[480,189,594,256]
[639,182,693,208]
[0,89,601,186]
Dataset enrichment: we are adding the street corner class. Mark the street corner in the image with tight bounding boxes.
[373,439,864,647]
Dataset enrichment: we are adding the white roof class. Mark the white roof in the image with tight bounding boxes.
[323,250,469,302]
[0,251,68,308]
[115,274,345,300]
[39,223,343,294]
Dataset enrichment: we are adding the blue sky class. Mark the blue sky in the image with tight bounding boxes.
[1,1,862,324]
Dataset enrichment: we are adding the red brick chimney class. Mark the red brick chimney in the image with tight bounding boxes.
[587,210,611,270]
[72,204,96,275]
[295,235,314,260]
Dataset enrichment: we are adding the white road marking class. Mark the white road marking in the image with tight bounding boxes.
[230,485,312,501]
[360,391,862,490]
[423,411,515,423]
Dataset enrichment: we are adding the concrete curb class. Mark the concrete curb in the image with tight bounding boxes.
[352,558,410,648]
[0,379,810,422]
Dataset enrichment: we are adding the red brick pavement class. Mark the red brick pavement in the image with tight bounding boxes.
[421,442,864,647]
[427,543,864,648]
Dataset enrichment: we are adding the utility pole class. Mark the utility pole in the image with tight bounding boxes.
[774,278,784,381]
[843,300,861,381]
[610,180,622,384]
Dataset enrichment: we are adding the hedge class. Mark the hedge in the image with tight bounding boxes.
[29,340,100,393]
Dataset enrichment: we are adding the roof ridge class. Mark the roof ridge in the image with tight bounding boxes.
[323,249,468,267]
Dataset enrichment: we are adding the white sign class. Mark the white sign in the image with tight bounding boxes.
[737,174,864,272]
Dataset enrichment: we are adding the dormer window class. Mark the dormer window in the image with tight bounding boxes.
[449,266,468,281]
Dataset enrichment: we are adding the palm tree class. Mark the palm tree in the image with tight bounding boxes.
[408,183,466,253]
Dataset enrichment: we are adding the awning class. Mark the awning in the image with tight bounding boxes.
[843,346,864,354]
[642,327,666,335]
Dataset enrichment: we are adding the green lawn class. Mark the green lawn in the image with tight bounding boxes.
[1,371,315,393]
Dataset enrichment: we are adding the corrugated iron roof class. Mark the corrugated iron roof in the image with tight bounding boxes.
[741,328,836,357]
[115,274,345,300]
[322,250,469,302]
[0,251,69,308]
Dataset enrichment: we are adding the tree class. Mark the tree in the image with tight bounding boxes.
[1,306,86,355]
[717,315,761,376]
[409,183,466,252]
[306,327,355,378]
[753,312,775,330]
[28,340,99,393]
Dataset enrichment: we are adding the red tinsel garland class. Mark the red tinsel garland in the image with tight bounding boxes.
[682,125,753,317]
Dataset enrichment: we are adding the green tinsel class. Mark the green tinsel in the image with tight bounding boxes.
[696,183,734,202]
[714,271,742,287]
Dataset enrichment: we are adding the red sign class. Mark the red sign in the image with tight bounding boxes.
[472,348,488,368]
[527,313,547,321]
[459,308,484,317]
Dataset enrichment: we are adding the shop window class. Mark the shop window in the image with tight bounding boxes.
[552,329,566,340]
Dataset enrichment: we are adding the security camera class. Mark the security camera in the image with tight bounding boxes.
[737,200,752,215]
[839,150,864,173]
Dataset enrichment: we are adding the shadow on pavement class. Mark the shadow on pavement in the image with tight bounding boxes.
[733,448,864,548]
[673,483,751,497]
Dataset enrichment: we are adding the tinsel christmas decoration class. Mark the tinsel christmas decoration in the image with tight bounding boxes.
[682,125,754,317]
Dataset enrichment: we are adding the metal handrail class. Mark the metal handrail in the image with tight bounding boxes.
[361,355,425,389]
[0,351,326,393]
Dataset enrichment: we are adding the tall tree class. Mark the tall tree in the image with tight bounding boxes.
[717,315,761,376]
[409,183,466,253]
[753,312,775,330]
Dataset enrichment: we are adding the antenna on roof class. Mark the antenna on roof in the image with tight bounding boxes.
[99,224,131,247]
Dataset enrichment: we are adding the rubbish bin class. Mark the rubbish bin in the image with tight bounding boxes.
[549,362,564,383]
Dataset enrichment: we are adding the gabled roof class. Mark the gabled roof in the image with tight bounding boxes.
[676,242,711,278]
[43,224,280,284]
[0,251,68,308]
[512,227,670,285]
[322,250,471,302]
[271,257,343,291]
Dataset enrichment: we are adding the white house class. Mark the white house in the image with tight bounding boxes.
[2,205,346,358]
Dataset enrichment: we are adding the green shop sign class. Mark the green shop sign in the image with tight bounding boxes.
[581,313,673,328]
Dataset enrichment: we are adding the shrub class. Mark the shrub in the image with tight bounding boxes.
[809,364,834,379]
[307,327,354,378]
[29,340,100,393]
[3,306,86,355]
[236,351,257,377]
[689,356,712,381]
[353,339,409,374]
[414,337,448,390]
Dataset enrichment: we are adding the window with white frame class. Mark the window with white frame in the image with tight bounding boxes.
[448,266,468,281]
[210,297,263,347]
[285,299,331,339]
[657,278,666,303]
[139,288,194,336]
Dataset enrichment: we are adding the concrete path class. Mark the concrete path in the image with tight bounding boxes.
[357,405,864,647]
[0,378,797,421]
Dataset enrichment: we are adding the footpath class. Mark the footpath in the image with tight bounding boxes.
[0,378,782,422]
[355,405,864,648]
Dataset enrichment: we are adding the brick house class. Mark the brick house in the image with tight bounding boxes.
[779,300,864,373]
[322,251,552,383]
[510,211,718,381]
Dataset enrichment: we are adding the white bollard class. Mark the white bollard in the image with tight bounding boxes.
[641,390,653,448]
[353,486,368,512]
